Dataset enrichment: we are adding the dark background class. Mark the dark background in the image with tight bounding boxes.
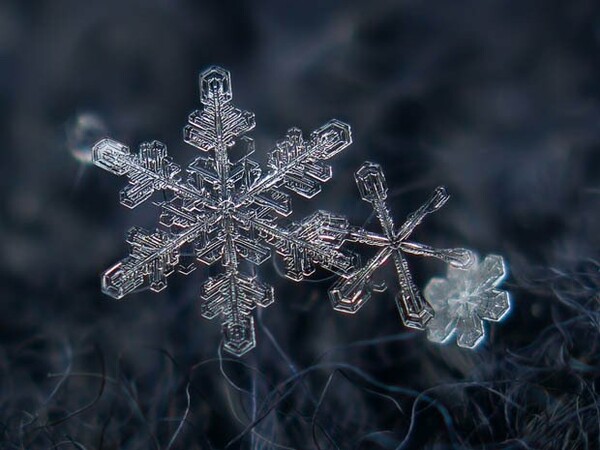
[1,0,599,448]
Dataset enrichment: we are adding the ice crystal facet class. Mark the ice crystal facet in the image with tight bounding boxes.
[93,66,356,356]
[329,162,476,329]
[424,254,511,348]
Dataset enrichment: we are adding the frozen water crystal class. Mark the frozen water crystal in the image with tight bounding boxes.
[93,66,356,356]
[93,66,514,354]
[424,254,511,348]
[329,162,476,329]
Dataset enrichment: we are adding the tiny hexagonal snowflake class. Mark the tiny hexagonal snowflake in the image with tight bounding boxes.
[424,254,511,348]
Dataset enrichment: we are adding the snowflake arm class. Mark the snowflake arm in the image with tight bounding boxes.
[236,120,352,206]
[329,162,475,329]
[93,138,216,209]
[99,222,209,299]
[183,66,256,200]
[200,264,274,356]
[184,66,255,154]
[424,254,511,348]
[243,210,357,281]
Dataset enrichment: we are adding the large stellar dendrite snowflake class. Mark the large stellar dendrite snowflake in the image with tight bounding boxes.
[92,66,357,356]
[424,254,511,348]
[329,162,476,329]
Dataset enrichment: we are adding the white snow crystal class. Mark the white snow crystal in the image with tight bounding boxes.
[424,254,511,348]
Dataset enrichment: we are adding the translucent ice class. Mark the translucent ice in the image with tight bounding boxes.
[93,66,513,354]
[329,162,476,329]
[93,66,356,356]
[424,254,511,348]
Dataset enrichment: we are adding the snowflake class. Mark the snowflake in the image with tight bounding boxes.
[329,162,476,329]
[424,254,511,348]
[93,66,357,356]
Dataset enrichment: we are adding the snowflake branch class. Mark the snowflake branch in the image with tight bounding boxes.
[234,120,352,208]
[101,220,210,299]
[236,211,357,280]
[93,138,217,209]
[399,242,475,268]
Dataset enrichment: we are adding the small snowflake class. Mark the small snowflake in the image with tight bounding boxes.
[329,162,475,329]
[424,254,511,348]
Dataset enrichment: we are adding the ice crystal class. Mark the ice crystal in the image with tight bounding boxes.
[93,66,356,356]
[93,66,515,354]
[424,254,511,348]
[329,162,476,329]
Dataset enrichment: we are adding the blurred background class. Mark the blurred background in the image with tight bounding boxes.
[0,0,599,448]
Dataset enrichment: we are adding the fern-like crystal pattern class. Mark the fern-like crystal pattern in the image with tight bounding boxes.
[329,162,476,329]
[93,66,356,356]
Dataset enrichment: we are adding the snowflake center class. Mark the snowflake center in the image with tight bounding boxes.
[448,293,479,315]
[220,199,236,215]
